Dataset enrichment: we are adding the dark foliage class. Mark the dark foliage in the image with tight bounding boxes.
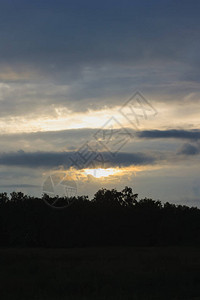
[0,187,200,247]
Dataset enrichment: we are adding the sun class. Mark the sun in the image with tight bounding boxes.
[84,168,120,178]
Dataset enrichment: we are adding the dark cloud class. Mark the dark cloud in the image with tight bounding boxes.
[137,130,200,140]
[177,143,200,156]
[0,150,158,169]
[0,0,199,116]
[0,0,199,79]
[114,152,157,167]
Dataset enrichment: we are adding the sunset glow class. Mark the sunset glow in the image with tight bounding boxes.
[84,168,121,178]
[0,0,199,206]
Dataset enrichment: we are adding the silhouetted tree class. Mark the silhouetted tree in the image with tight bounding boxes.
[0,187,199,247]
[121,186,138,206]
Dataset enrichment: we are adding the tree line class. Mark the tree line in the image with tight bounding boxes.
[0,187,200,247]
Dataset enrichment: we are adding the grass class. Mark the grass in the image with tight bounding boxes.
[0,247,200,299]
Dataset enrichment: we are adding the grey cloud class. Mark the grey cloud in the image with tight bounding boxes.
[0,1,199,68]
[0,68,199,119]
[137,130,200,140]
[0,184,39,188]
[114,152,157,167]
[2,128,200,154]
[0,1,199,121]
[0,1,199,87]
[0,150,158,169]
[177,143,200,156]
[0,128,99,152]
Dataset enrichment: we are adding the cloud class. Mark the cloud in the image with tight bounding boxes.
[0,150,158,169]
[2,128,200,154]
[137,130,200,140]
[0,0,200,118]
[0,0,199,68]
[0,184,39,188]
[177,143,200,156]
[0,128,101,151]
[0,1,199,88]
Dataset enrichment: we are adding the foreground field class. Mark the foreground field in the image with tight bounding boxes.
[0,247,200,300]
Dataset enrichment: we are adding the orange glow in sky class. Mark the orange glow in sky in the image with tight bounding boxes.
[83,168,121,178]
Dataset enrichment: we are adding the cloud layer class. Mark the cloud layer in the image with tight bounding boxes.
[0,1,200,205]
[0,150,158,169]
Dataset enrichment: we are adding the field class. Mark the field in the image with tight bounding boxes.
[0,247,200,300]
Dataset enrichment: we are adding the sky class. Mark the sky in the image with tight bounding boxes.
[0,0,200,206]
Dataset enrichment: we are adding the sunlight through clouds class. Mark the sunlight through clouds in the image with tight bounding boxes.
[0,0,200,205]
